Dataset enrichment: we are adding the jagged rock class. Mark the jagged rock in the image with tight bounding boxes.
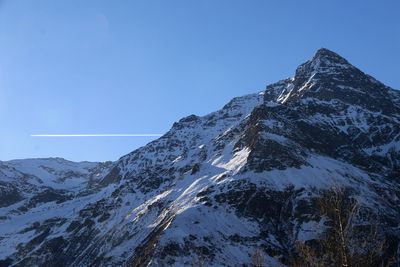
[1,48,399,266]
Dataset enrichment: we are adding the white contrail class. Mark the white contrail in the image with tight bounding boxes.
[30,134,163,137]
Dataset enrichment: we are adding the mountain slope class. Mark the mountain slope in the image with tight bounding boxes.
[1,48,399,267]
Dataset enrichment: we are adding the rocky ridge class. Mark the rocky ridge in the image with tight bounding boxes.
[0,48,399,266]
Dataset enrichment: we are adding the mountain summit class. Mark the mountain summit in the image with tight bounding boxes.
[313,47,350,64]
[1,49,399,266]
[293,48,353,82]
[266,49,399,115]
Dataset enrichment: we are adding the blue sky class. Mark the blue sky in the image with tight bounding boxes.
[0,0,399,162]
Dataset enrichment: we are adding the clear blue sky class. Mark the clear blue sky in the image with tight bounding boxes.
[0,0,399,162]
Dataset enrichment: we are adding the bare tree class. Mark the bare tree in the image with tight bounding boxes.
[191,248,205,267]
[191,255,205,267]
[251,248,265,267]
[291,241,325,267]
[322,186,396,266]
[318,186,359,267]
[290,186,395,267]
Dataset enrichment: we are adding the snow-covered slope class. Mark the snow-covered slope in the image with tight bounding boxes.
[1,48,399,267]
[1,158,106,189]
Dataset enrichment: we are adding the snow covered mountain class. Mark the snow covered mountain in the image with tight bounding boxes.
[0,158,112,207]
[1,48,399,266]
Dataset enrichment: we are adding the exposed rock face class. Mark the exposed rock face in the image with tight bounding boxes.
[1,49,399,266]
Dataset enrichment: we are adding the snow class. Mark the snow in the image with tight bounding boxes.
[211,147,250,173]
[0,182,117,259]
[1,50,399,266]
[263,132,289,143]
[363,139,400,156]
[265,101,280,107]
[298,73,316,92]
[2,158,100,190]
[277,83,295,103]
[297,218,326,241]
[263,119,284,129]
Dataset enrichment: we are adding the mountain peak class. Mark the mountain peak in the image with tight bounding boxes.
[264,48,397,111]
[294,48,352,80]
[314,47,343,59]
[1,48,399,267]
[313,48,348,63]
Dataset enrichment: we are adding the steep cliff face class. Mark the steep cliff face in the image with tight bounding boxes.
[1,49,399,267]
